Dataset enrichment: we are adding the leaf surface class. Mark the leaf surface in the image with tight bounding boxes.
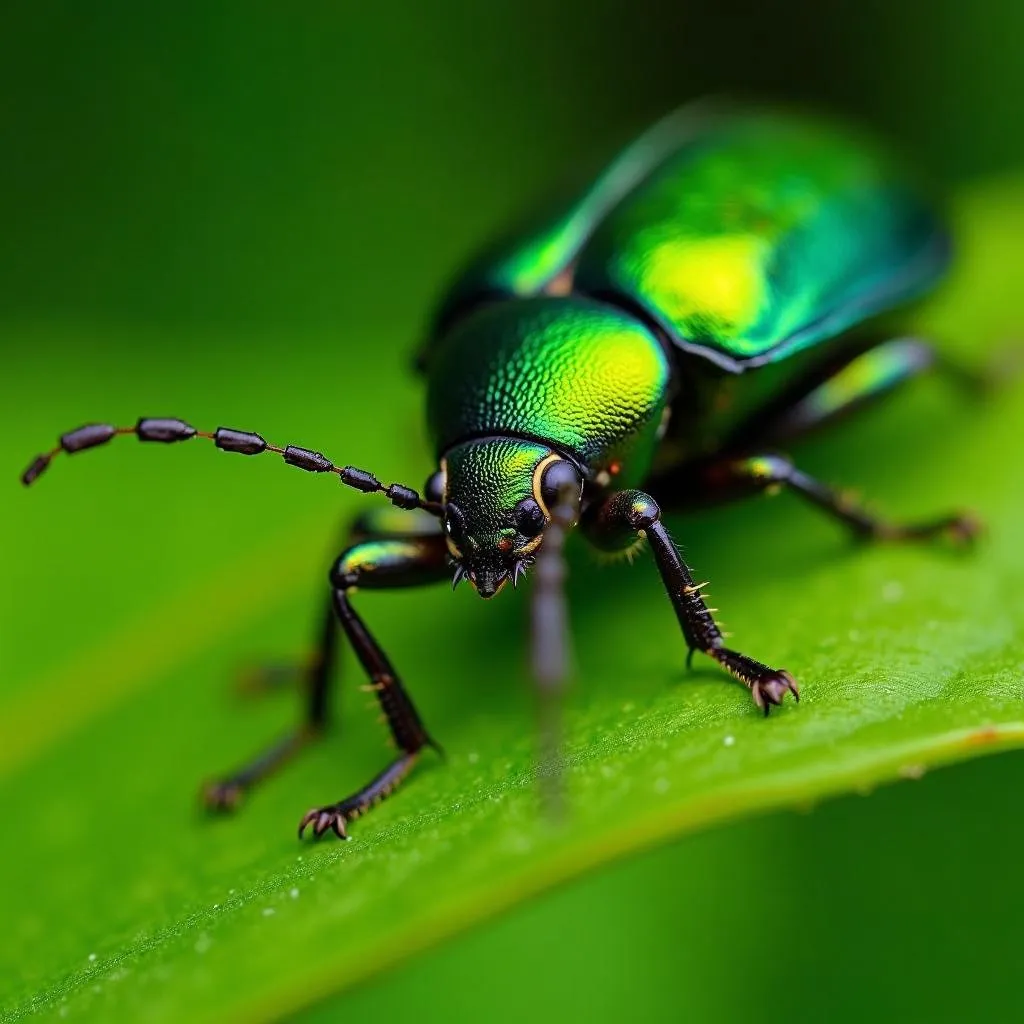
[2,179,1023,1023]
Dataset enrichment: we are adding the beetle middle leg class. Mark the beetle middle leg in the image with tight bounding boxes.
[683,453,978,544]
[655,336,980,544]
[729,335,986,447]
[583,490,798,714]
[204,509,445,814]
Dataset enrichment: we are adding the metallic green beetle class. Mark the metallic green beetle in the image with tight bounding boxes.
[22,102,976,839]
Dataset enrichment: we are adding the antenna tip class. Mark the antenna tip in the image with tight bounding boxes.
[21,454,51,486]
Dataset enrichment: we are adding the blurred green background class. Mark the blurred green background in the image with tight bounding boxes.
[3,2,1024,1021]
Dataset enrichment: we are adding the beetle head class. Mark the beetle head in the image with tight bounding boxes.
[438,438,582,599]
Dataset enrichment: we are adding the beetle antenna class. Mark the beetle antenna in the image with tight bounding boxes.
[20,418,443,517]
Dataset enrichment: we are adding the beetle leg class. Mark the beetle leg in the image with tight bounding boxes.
[727,336,987,449]
[204,509,445,814]
[233,508,439,698]
[298,532,450,840]
[583,490,798,715]
[649,336,981,544]
[530,478,580,818]
[233,594,335,699]
[695,454,979,544]
[203,596,339,812]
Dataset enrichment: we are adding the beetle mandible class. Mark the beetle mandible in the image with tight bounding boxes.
[22,103,977,839]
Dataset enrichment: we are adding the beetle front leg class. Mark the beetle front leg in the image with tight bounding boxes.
[583,490,798,714]
[206,517,446,818]
[299,533,449,839]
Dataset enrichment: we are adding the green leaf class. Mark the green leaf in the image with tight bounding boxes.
[2,177,1024,1023]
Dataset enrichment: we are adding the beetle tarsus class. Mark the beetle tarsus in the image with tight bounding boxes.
[704,648,800,714]
[946,513,984,546]
[298,752,421,842]
[298,806,349,840]
[203,780,245,813]
[752,669,800,715]
[203,728,317,813]
[863,510,982,547]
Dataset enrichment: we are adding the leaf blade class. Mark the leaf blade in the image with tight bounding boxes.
[3,176,1024,1022]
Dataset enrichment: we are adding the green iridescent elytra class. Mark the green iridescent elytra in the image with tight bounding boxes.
[430,103,947,371]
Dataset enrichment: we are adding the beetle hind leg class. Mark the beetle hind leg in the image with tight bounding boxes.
[653,335,983,546]
[203,594,338,812]
[729,336,983,448]
[698,453,980,546]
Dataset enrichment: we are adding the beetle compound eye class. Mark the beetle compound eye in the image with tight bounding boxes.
[424,469,446,503]
[445,502,467,542]
[539,459,582,517]
[513,498,545,538]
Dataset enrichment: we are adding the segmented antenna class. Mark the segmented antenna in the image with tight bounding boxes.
[20,418,443,516]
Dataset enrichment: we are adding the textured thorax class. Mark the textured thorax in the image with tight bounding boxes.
[426,295,672,485]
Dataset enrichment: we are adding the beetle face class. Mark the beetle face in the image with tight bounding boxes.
[442,438,582,598]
